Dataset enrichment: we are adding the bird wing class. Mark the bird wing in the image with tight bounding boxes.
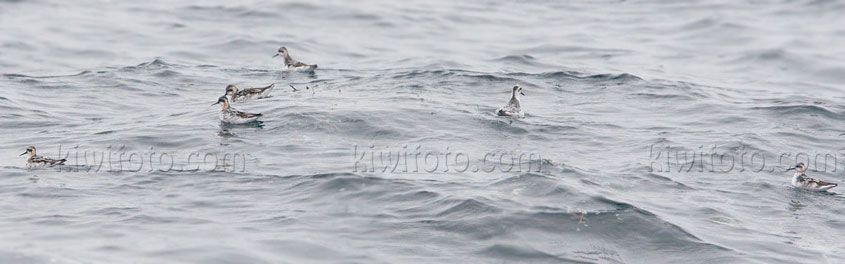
[32,157,66,166]
[235,110,261,118]
[246,84,274,93]
[241,87,269,95]
[807,177,838,187]
[497,103,521,115]
[497,108,518,117]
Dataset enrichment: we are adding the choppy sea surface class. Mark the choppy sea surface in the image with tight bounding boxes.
[2,0,845,263]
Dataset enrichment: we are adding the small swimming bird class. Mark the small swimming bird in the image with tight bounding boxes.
[787,162,838,191]
[213,96,262,124]
[19,146,66,167]
[224,84,274,102]
[496,85,525,118]
[273,46,317,71]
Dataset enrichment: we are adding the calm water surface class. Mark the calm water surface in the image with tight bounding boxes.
[1,0,845,263]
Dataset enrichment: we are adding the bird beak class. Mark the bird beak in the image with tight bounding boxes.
[520,92,525,96]
[786,167,795,171]
[272,53,280,58]
[212,101,220,106]
[19,151,27,156]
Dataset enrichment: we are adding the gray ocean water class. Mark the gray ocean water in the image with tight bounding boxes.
[2,0,845,263]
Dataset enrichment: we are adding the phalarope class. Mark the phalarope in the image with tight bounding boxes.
[225,84,274,102]
[496,85,525,118]
[273,46,317,72]
[787,162,838,191]
[213,96,262,124]
[19,146,66,167]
